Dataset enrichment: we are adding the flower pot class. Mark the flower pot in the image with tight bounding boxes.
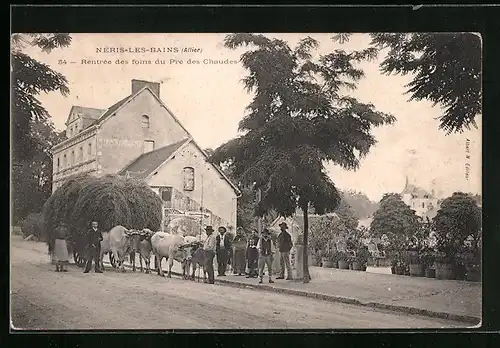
[321,258,335,268]
[338,260,350,269]
[425,268,436,278]
[361,265,367,271]
[395,265,405,275]
[409,263,425,277]
[453,263,467,281]
[351,261,362,271]
[435,262,454,280]
[466,266,481,282]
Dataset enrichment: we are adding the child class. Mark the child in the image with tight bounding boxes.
[246,239,258,278]
[53,222,70,272]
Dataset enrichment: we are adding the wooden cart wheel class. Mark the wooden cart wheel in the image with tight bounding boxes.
[109,253,117,268]
[73,251,86,267]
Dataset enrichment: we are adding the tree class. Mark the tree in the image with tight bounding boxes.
[11,118,66,224]
[209,33,395,283]
[370,193,421,239]
[340,190,379,219]
[11,33,71,162]
[433,192,482,260]
[334,196,359,230]
[333,33,481,134]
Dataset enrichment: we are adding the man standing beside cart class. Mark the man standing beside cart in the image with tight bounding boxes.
[84,221,103,273]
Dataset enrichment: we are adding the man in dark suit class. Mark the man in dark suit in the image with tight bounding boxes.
[215,226,232,276]
[84,221,103,273]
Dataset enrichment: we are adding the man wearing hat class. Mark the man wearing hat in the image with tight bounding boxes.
[276,222,294,280]
[216,226,232,276]
[203,226,217,284]
[256,228,275,284]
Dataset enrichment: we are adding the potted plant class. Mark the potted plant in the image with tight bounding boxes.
[337,251,350,269]
[434,250,455,280]
[420,248,436,278]
[353,245,369,271]
[320,249,335,268]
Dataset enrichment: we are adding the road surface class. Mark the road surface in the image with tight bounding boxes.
[10,237,464,330]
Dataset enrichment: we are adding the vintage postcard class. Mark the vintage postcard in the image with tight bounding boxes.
[10,33,482,330]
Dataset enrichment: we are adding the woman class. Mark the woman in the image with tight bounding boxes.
[53,222,70,272]
[232,227,247,276]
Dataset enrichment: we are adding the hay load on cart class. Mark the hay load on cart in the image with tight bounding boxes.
[42,174,163,267]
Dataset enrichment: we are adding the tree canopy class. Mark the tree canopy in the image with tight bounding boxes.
[370,193,421,239]
[333,33,481,134]
[433,192,482,256]
[11,33,71,162]
[209,33,395,282]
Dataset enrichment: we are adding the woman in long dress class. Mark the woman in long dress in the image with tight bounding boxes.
[232,227,247,276]
[53,222,70,272]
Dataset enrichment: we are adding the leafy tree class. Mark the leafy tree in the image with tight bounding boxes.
[11,33,71,162]
[334,196,359,230]
[209,33,395,282]
[11,118,66,224]
[341,190,379,219]
[333,33,481,134]
[309,215,348,256]
[370,193,421,239]
[433,192,482,261]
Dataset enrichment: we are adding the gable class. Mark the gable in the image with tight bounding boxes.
[65,106,105,126]
[119,138,189,179]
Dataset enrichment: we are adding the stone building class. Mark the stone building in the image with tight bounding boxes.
[400,176,440,221]
[51,79,240,230]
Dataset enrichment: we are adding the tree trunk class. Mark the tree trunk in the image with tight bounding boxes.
[302,206,311,283]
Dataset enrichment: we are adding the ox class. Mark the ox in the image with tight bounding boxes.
[185,241,208,282]
[130,229,154,274]
[150,232,192,277]
[108,225,142,272]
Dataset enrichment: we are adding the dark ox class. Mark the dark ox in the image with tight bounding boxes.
[182,241,208,282]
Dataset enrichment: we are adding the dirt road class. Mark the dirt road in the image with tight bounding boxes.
[10,238,464,330]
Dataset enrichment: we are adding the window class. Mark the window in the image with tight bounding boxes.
[79,146,84,162]
[144,140,155,153]
[88,142,92,156]
[71,150,75,166]
[161,187,173,202]
[183,167,195,191]
[422,202,425,208]
[69,126,73,137]
[56,157,60,172]
[141,115,150,128]
[63,154,67,168]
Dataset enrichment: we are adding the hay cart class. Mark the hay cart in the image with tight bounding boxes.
[67,230,117,268]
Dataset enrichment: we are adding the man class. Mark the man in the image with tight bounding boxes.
[203,225,216,284]
[216,226,232,276]
[84,221,103,273]
[232,227,247,276]
[257,228,275,284]
[276,222,294,280]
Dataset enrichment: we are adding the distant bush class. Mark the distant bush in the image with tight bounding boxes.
[20,212,45,241]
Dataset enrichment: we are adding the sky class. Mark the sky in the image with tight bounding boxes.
[19,33,482,202]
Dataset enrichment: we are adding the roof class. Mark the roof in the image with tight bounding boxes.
[97,95,132,122]
[65,106,106,125]
[401,182,432,198]
[118,138,189,179]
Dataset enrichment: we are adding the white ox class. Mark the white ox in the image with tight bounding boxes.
[151,232,192,277]
[108,225,137,272]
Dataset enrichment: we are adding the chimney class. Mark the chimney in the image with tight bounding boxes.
[131,79,160,97]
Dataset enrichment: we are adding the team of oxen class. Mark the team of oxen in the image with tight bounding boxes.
[98,225,208,281]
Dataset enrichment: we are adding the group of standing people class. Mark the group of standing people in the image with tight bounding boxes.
[201,221,294,285]
[50,220,104,274]
[50,219,295,286]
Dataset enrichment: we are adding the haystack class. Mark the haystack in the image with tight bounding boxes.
[42,174,163,251]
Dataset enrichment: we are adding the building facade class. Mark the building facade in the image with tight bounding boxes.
[400,176,440,221]
[51,79,240,231]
